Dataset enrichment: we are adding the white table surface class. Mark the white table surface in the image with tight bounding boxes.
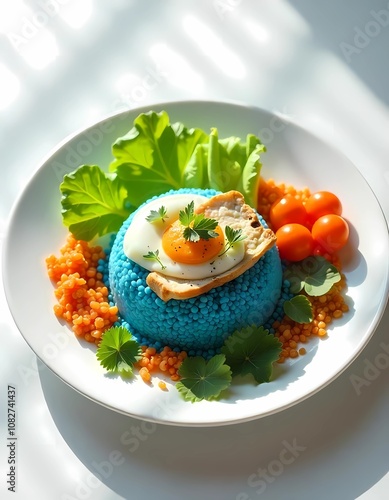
[1,1,388,499]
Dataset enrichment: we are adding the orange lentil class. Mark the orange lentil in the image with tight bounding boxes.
[158,381,167,391]
[139,357,149,367]
[275,276,349,362]
[135,345,188,383]
[283,330,292,340]
[159,359,168,372]
[139,367,151,383]
[46,234,118,345]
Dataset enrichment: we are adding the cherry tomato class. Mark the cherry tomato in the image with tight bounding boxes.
[269,195,308,231]
[311,214,349,253]
[275,224,314,261]
[305,191,342,224]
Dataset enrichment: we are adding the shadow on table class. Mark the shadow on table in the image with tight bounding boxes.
[287,0,389,107]
[39,308,389,500]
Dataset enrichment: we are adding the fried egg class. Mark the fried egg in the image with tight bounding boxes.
[123,191,277,301]
[123,193,245,280]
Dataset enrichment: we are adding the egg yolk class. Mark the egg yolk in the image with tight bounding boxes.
[162,219,225,265]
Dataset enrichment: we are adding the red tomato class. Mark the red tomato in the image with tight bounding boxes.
[275,224,314,261]
[269,195,308,231]
[311,214,349,253]
[305,191,342,223]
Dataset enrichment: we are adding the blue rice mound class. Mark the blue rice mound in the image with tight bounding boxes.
[108,188,283,355]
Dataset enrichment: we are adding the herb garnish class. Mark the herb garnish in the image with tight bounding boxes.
[96,326,142,375]
[219,226,246,256]
[179,201,219,242]
[283,295,313,323]
[97,326,283,402]
[176,354,232,403]
[143,249,166,270]
[146,206,168,223]
[221,326,282,384]
[283,255,341,296]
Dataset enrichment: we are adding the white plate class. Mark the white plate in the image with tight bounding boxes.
[3,101,389,426]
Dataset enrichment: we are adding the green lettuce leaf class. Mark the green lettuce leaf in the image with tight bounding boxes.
[110,110,208,206]
[182,143,208,187]
[236,143,266,208]
[59,111,266,241]
[60,165,131,241]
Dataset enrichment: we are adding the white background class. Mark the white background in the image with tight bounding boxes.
[1,0,388,499]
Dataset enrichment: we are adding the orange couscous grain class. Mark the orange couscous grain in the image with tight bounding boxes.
[46,234,118,345]
[136,345,188,385]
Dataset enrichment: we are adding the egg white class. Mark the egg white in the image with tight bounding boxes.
[123,194,245,279]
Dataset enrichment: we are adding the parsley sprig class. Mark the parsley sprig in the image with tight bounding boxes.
[96,326,142,375]
[146,206,168,223]
[179,201,219,242]
[219,226,246,256]
[143,249,166,270]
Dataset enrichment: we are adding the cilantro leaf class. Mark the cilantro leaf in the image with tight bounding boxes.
[146,206,168,223]
[284,256,341,296]
[96,326,142,375]
[179,202,219,242]
[60,165,131,241]
[221,326,282,384]
[283,295,313,323]
[176,354,232,403]
[143,249,166,270]
[219,226,246,256]
[179,200,195,226]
